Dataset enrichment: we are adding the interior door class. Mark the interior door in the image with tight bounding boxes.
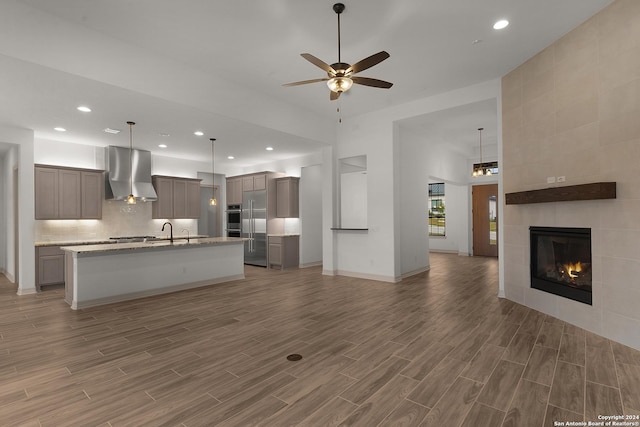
[472,184,498,257]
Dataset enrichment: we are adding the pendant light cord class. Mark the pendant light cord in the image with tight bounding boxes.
[478,127,484,173]
[128,121,135,197]
[210,138,216,175]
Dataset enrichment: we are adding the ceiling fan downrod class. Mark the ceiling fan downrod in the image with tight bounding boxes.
[333,3,345,63]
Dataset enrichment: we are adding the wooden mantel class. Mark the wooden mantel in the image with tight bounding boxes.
[505,182,616,205]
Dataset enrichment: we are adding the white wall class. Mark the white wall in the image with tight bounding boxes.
[398,128,473,259]
[300,164,323,267]
[2,146,19,282]
[0,124,36,294]
[327,80,501,282]
[332,115,397,282]
[0,149,10,275]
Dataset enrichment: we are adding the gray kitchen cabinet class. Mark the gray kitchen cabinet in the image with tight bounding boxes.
[152,176,174,219]
[35,167,59,219]
[35,165,103,220]
[36,246,65,290]
[186,180,201,218]
[276,177,299,218]
[152,175,201,219]
[268,235,299,270]
[226,177,243,205]
[57,169,81,218]
[172,179,188,218]
[81,171,103,219]
[242,173,266,192]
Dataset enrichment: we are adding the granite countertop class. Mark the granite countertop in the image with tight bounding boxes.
[35,235,208,247]
[60,237,246,254]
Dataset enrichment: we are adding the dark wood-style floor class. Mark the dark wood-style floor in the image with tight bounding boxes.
[1,253,640,426]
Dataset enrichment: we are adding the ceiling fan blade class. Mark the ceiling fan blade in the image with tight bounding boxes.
[330,91,341,101]
[351,76,393,89]
[347,51,390,75]
[301,53,336,74]
[282,78,329,87]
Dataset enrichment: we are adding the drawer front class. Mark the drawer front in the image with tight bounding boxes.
[269,236,282,244]
[38,246,65,256]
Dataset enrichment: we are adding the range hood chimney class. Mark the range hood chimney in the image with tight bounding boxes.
[104,145,157,201]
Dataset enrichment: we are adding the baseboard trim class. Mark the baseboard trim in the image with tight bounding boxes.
[1,269,16,284]
[299,261,323,269]
[401,266,430,280]
[70,273,245,310]
[17,287,37,295]
[335,270,399,283]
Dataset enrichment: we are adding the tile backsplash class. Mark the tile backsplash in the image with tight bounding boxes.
[34,200,198,242]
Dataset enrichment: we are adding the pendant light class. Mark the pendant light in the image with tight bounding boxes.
[472,127,488,177]
[126,121,136,204]
[209,138,217,206]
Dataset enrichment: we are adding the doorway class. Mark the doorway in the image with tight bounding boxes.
[472,184,498,257]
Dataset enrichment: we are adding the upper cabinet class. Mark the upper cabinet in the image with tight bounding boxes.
[152,175,201,219]
[226,173,266,205]
[226,177,243,205]
[275,177,300,218]
[34,165,103,220]
[242,173,266,192]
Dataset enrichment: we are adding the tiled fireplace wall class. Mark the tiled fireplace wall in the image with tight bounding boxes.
[501,0,640,350]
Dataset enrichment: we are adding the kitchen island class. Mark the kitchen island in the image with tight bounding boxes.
[61,237,245,309]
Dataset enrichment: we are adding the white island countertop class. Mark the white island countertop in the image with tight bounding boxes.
[62,237,246,310]
[61,237,246,255]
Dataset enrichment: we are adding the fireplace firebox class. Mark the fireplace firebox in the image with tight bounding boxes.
[530,227,592,305]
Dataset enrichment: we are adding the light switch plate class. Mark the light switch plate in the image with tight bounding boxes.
[557,176,566,183]
[547,176,556,184]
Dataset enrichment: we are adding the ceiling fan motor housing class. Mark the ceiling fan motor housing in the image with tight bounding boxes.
[329,62,352,77]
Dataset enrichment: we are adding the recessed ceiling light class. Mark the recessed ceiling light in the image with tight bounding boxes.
[493,19,509,30]
[104,128,121,134]
[472,39,483,45]
[266,146,274,151]
[159,133,170,137]
[77,106,92,112]
[158,144,168,148]
[54,127,66,132]
[227,155,235,160]
[194,131,204,136]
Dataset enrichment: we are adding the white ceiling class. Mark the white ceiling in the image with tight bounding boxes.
[0,0,613,169]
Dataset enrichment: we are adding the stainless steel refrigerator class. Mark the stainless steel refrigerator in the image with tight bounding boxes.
[242,190,267,266]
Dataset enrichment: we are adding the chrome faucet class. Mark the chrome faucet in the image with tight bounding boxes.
[181,228,190,242]
[162,221,173,243]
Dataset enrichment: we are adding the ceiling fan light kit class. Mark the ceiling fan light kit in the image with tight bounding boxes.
[283,2,393,101]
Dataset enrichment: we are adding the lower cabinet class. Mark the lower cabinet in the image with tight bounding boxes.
[268,235,299,270]
[36,246,65,290]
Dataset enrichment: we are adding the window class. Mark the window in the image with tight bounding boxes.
[428,183,445,236]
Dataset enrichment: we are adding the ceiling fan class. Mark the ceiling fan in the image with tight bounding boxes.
[283,2,393,101]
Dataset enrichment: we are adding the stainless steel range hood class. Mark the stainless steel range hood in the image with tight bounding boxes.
[104,145,158,201]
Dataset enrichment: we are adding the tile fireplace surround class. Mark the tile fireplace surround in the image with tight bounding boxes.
[501,0,640,351]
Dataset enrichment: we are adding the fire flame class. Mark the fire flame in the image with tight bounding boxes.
[563,262,583,279]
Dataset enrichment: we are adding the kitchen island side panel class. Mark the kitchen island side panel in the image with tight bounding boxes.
[67,242,244,309]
